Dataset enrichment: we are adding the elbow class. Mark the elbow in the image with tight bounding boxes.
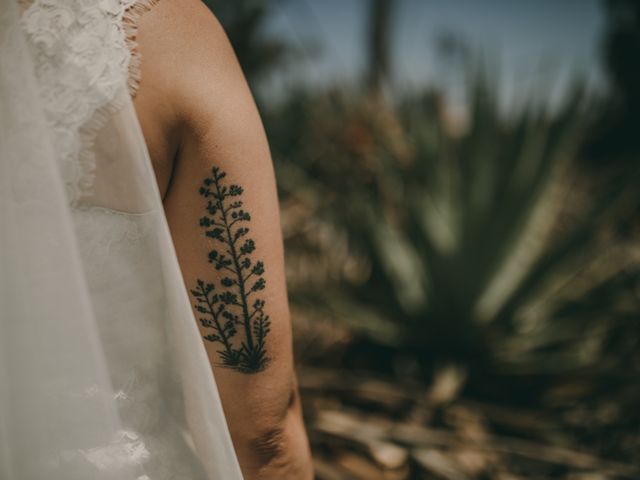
[238,388,313,479]
[249,423,289,469]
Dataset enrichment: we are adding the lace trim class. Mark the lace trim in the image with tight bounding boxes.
[78,0,159,203]
[19,0,158,205]
[123,0,159,98]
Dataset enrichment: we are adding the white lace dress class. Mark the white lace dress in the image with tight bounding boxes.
[0,1,244,478]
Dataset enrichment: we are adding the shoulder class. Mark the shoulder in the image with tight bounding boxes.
[135,0,247,132]
[134,0,256,194]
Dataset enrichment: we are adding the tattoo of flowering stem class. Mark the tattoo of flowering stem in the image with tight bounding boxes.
[190,166,271,373]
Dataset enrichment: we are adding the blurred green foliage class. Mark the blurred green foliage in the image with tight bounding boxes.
[206,0,640,393]
[587,0,640,163]
[268,80,640,389]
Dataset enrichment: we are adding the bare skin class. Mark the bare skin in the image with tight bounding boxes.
[131,1,313,478]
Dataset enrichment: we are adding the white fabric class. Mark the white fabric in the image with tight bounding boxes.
[0,0,244,478]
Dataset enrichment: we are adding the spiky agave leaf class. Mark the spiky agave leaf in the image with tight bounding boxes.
[273,71,640,379]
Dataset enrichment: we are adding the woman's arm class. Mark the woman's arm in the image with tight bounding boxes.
[133,1,313,478]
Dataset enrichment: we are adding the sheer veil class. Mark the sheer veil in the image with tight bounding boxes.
[0,0,243,478]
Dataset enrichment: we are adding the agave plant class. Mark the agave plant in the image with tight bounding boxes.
[268,75,640,382]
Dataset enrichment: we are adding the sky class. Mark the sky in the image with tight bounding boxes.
[260,0,607,110]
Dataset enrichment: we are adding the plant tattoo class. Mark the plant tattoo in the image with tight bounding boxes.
[190,167,271,373]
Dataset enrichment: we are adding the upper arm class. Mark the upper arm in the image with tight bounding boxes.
[135,0,297,450]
